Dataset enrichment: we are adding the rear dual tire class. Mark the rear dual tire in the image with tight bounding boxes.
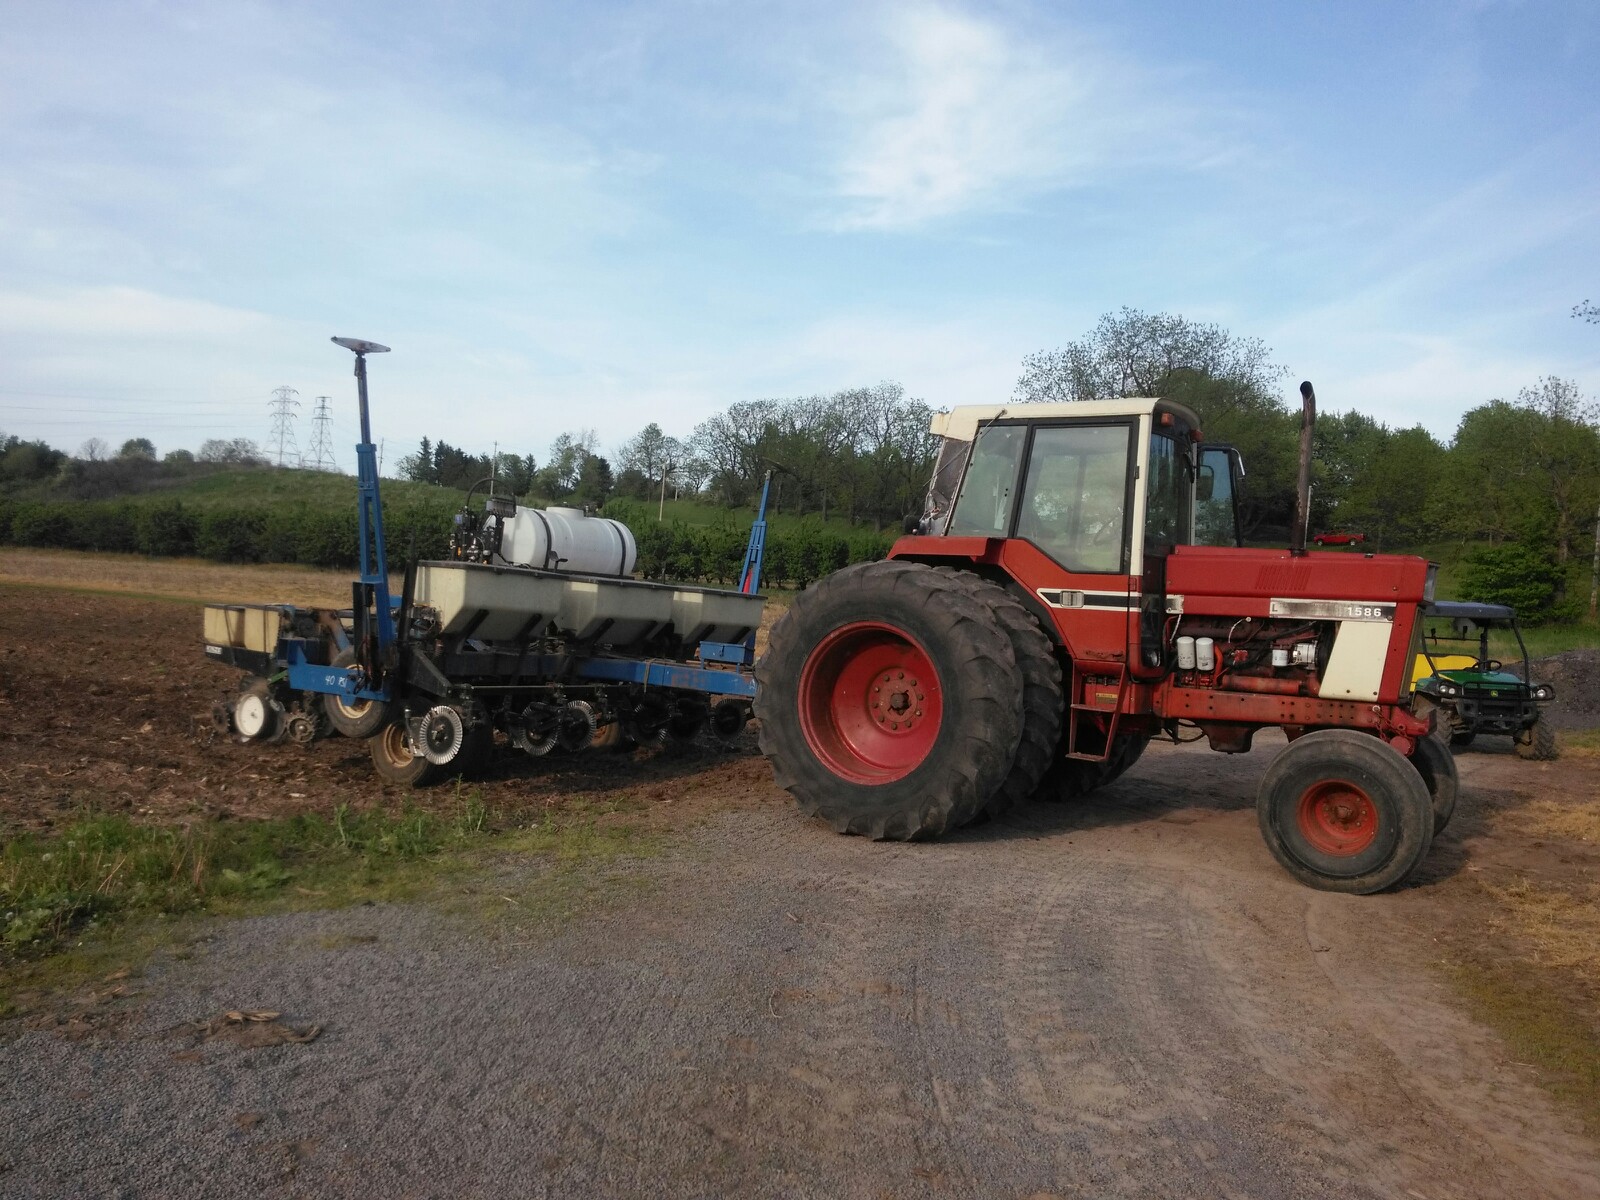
[932,569,1063,820]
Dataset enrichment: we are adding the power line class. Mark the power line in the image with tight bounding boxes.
[267,385,301,468]
[305,395,339,472]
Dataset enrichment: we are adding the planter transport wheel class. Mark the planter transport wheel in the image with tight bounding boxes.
[1412,733,1459,835]
[1257,729,1433,894]
[754,560,1023,840]
[322,649,392,739]
[368,721,440,786]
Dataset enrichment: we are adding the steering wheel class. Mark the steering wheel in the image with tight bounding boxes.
[1483,659,1502,671]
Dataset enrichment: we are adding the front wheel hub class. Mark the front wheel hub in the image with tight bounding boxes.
[1296,780,1378,856]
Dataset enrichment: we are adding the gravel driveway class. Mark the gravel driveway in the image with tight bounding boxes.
[4,739,1597,1199]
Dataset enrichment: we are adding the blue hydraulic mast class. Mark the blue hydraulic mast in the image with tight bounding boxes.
[739,470,772,595]
[332,337,396,681]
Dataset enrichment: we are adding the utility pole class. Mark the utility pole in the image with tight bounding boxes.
[1590,500,1599,620]
[659,460,675,522]
[306,395,339,472]
[268,386,301,467]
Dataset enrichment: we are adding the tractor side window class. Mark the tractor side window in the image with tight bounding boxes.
[1143,432,1192,553]
[1015,425,1132,574]
[1195,446,1240,546]
[948,425,1026,537]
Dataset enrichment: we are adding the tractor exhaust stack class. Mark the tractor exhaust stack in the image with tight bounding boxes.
[1290,380,1316,555]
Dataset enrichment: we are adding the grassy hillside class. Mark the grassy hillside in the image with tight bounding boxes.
[132,466,470,510]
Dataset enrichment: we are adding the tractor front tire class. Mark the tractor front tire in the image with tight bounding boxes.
[322,649,393,739]
[1412,732,1459,835]
[755,561,1023,840]
[1257,729,1433,894]
[1514,716,1559,761]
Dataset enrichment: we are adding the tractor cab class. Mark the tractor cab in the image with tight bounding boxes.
[909,399,1246,679]
[918,399,1244,556]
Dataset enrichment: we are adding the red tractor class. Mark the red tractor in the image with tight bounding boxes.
[755,384,1454,894]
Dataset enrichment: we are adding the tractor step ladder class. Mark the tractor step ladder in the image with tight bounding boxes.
[1064,660,1127,762]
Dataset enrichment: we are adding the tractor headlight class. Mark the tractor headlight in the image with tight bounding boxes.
[1423,563,1439,603]
[1534,685,1555,701]
[1438,681,1460,697]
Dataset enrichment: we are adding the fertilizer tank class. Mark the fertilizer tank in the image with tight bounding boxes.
[498,506,637,576]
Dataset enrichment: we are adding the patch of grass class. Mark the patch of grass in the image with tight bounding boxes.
[1,789,664,1009]
[1563,729,1600,757]
[1480,878,1600,988]
[1489,622,1600,661]
[1448,956,1600,1136]
[1505,797,1600,841]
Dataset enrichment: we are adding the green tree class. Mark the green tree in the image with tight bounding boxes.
[118,437,156,460]
[1015,309,1296,536]
[572,454,615,508]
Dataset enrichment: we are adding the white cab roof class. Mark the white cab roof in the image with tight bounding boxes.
[930,398,1202,442]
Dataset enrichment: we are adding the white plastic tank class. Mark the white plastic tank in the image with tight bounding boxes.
[498,506,637,576]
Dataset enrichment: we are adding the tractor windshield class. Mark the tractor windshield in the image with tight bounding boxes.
[947,426,1026,536]
[922,435,973,532]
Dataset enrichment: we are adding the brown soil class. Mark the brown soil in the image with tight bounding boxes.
[0,582,776,836]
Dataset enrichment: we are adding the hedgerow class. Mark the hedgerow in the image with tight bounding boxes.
[0,494,892,586]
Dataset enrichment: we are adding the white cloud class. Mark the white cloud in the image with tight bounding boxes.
[0,285,276,340]
[822,4,1232,231]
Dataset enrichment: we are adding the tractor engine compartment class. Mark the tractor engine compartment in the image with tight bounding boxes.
[1165,616,1334,698]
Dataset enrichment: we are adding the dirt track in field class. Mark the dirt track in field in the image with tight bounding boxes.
[2,574,1599,1197]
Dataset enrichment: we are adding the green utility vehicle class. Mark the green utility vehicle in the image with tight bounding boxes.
[1411,601,1558,759]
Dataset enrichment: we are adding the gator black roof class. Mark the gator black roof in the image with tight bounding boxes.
[1422,600,1517,621]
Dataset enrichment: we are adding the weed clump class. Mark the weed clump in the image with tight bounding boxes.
[2,796,494,961]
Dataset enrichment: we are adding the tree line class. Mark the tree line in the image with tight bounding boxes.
[3,306,1593,616]
[393,382,940,532]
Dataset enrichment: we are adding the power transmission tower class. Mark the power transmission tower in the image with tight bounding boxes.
[306,395,339,472]
[268,386,302,467]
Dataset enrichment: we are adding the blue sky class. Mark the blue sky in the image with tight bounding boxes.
[1,0,1596,467]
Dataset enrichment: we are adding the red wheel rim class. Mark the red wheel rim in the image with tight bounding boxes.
[1296,779,1379,856]
[798,621,944,783]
